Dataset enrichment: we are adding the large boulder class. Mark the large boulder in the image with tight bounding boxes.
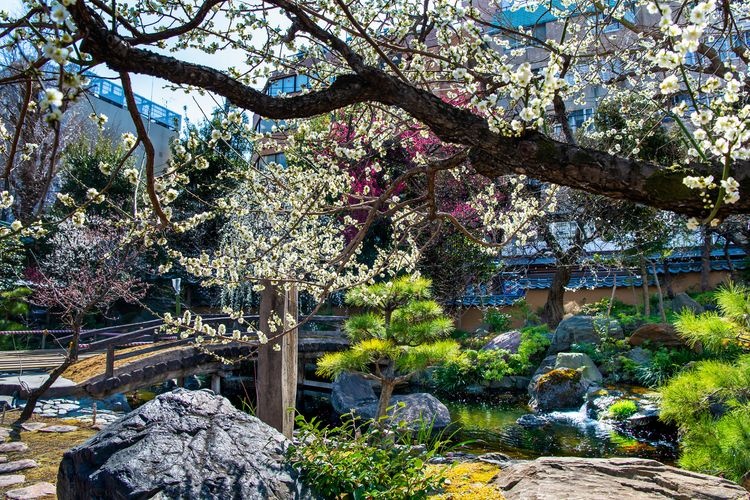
[331,373,378,415]
[528,368,589,412]
[553,352,603,384]
[482,330,522,352]
[355,393,451,430]
[629,323,687,348]
[672,292,705,314]
[548,316,623,354]
[493,457,748,499]
[57,389,311,500]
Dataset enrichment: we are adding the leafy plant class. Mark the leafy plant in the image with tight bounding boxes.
[660,356,750,482]
[288,413,446,498]
[432,326,550,391]
[484,309,511,333]
[608,400,638,420]
[635,347,700,388]
[317,276,458,418]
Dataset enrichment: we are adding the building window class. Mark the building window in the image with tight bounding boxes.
[266,75,310,96]
[506,23,547,49]
[255,118,287,133]
[568,108,594,131]
[259,153,287,168]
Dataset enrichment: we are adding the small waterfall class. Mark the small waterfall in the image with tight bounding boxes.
[546,402,613,439]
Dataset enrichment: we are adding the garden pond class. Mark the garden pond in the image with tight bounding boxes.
[445,396,677,462]
[301,389,678,463]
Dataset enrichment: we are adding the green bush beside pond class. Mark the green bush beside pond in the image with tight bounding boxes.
[431,326,550,391]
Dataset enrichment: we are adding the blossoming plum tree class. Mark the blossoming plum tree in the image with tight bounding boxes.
[2,0,750,431]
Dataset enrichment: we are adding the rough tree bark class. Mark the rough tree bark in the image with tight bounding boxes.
[64,0,750,219]
[19,322,81,421]
[541,263,572,329]
[639,255,651,318]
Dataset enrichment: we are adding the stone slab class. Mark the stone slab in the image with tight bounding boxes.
[0,459,37,474]
[0,442,27,453]
[19,423,46,432]
[38,425,78,433]
[5,482,56,499]
[0,474,24,488]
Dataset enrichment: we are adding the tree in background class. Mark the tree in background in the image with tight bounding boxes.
[56,135,136,216]
[19,220,147,420]
[317,276,458,419]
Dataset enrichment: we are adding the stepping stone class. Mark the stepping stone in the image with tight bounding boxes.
[0,474,24,488]
[38,425,77,433]
[0,428,11,439]
[0,459,37,474]
[19,423,46,432]
[0,456,7,463]
[5,482,56,499]
[0,443,28,453]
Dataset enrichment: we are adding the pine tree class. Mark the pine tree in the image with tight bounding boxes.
[317,276,458,419]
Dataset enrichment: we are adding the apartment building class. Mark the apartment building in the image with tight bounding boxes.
[86,74,182,172]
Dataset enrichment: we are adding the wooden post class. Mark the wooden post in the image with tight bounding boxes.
[256,281,298,438]
[105,345,115,379]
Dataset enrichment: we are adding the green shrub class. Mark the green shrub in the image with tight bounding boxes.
[660,356,750,482]
[432,326,550,390]
[288,414,445,498]
[635,347,700,388]
[608,400,638,420]
[484,309,511,332]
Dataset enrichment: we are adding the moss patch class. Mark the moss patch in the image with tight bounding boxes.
[0,411,96,498]
[428,462,504,499]
[537,367,581,386]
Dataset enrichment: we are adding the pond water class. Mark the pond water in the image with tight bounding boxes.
[446,396,677,463]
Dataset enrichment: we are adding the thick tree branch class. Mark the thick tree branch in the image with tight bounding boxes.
[67,0,750,218]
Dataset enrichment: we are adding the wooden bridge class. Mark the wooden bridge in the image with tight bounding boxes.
[0,315,348,398]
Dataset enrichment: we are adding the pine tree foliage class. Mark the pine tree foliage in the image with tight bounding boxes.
[675,282,750,352]
[317,276,458,419]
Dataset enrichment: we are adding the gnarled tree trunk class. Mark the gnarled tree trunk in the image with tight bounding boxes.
[541,263,572,329]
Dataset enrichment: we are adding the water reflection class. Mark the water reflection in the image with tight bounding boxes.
[447,398,677,463]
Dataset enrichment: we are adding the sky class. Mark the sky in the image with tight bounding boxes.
[7,0,288,129]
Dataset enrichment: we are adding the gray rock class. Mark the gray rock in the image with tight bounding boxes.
[482,330,522,352]
[6,482,56,499]
[625,347,652,366]
[493,457,748,499]
[0,459,38,474]
[19,423,46,432]
[528,352,601,411]
[0,442,28,453]
[516,414,551,427]
[0,474,24,487]
[331,373,378,415]
[554,352,603,384]
[528,368,589,412]
[548,315,623,354]
[39,425,78,433]
[488,376,531,391]
[354,393,452,430]
[672,292,705,314]
[57,389,311,500]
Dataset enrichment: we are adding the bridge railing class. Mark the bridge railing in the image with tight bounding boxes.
[96,314,348,379]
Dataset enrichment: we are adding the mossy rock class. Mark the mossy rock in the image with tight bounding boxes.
[530,368,588,412]
[536,367,581,386]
